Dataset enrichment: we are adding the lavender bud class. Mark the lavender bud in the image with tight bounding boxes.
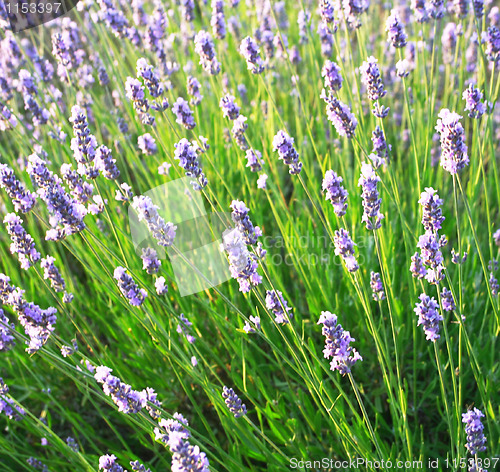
[4,213,40,269]
[155,276,168,296]
[211,0,226,39]
[414,293,443,341]
[419,187,445,232]
[219,93,240,120]
[172,97,196,130]
[194,31,221,75]
[187,76,203,106]
[222,386,247,417]
[239,36,265,74]
[410,252,427,279]
[318,311,362,374]
[0,310,16,352]
[441,287,456,311]
[173,138,208,190]
[321,90,358,138]
[132,195,177,246]
[360,56,387,102]
[0,163,36,213]
[231,115,249,150]
[322,60,343,91]
[370,272,385,301]
[136,58,164,98]
[245,149,263,172]
[40,256,66,293]
[462,84,486,119]
[322,170,348,217]
[334,228,359,272]
[436,109,469,174]
[272,130,303,175]
[386,10,408,48]
[358,162,383,230]
[462,408,487,454]
[138,133,158,156]
[95,145,120,180]
[417,233,445,284]
[113,266,147,306]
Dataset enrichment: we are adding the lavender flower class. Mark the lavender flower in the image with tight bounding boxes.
[219,94,240,120]
[298,9,312,44]
[239,36,265,74]
[125,77,155,126]
[221,228,262,292]
[99,454,124,472]
[4,213,40,269]
[40,256,67,294]
[132,195,177,246]
[462,408,487,455]
[410,252,427,279]
[172,97,196,130]
[26,458,48,471]
[231,115,249,150]
[0,164,36,213]
[441,23,458,65]
[194,31,221,75]
[453,0,469,18]
[60,163,94,205]
[441,287,456,311]
[211,0,226,39]
[69,105,99,179]
[138,133,158,155]
[494,228,500,247]
[490,273,499,297]
[95,145,120,180]
[472,0,484,18]
[245,149,263,172]
[334,228,359,272]
[360,56,387,102]
[322,170,348,217]
[265,289,293,324]
[317,311,362,374]
[243,315,261,334]
[0,310,15,352]
[230,199,261,245]
[113,266,147,306]
[168,434,210,472]
[436,109,469,174]
[322,60,343,91]
[317,22,335,56]
[370,272,385,301]
[419,187,445,232]
[1,379,25,420]
[358,162,383,230]
[462,84,486,119]
[371,126,391,160]
[386,10,407,48]
[174,138,208,190]
[222,386,247,417]
[319,0,336,27]
[187,76,203,106]
[414,293,443,341]
[136,58,164,98]
[417,233,445,284]
[321,90,358,138]
[411,0,430,23]
[177,313,195,343]
[257,174,268,189]
[130,460,151,472]
[141,247,161,274]
[482,26,500,63]
[272,130,303,175]
[155,276,168,296]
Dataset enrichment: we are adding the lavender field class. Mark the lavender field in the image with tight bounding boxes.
[0,0,499,471]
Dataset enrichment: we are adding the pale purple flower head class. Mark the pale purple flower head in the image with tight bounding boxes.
[211,0,226,39]
[419,187,445,232]
[257,174,268,189]
[318,311,362,374]
[0,310,16,352]
[172,97,196,130]
[155,276,168,296]
[333,228,359,272]
[370,272,385,301]
[321,90,357,138]
[113,266,147,306]
[441,287,455,311]
[436,109,469,174]
[187,76,203,105]
[136,58,164,98]
[272,130,303,175]
[194,30,221,75]
[322,170,348,217]
[222,386,247,417]
[462,408,487,455]
[174,138,208,190]
[245,149,263,172]
[99,454,124,472]
[360,56,387,102]
[358,162,383,230]
[0,163,36,213]
[232,114,249,150]
[482,26,500,63]
[4,213,40,270]
[95,145,120,180]
[138,133,157,155]
[417,233,445,284]
[386,10,407,48]
[462,84,486,119]
[322,60,343,91]
[410,252,427,279]
[414,293,443,341]
[239,36,265,74]
[265,289,293,324]
[141,247,161,274]
[219,94,240,120]
[493,228,500,247]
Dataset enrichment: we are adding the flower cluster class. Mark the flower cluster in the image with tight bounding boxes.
[0,273,57,353]
[322,170,348,217]
[172,97,196,130]
[125,77,155,126]
[358,162,383,230]
[194,30,221,75]
[154,412,210,472]
[219,93,240,120]
[0,309,16,352]
[436,109,469,174]
[317,311,362,375]
[370,272,385,301]
[321,90,358,138]
[138,133,157,156]
[187,76,203,105]
[132,195,177,247]
[245,149,263,172]
[265,289,293,324]
[462,84,486,119]
[0,378,25,420]
[95,145,120,180]
[333,228,359,272]
[94,366,161,419]
[418,187,445,233]
[416,232,445,284]
[322,60,343,92]
[0,163,36,213]
[462,408,487,455]
[69,105,99,179]
[4,213,40,270]
[211,0,226,39]
[140,247,161,275]
[414,293,442,341]
[272,130,303,174]
[173,138,208,190]
[239,36,265,74]
[222,386,247,417]
[113,266,147,306]
[386,10,407,48]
